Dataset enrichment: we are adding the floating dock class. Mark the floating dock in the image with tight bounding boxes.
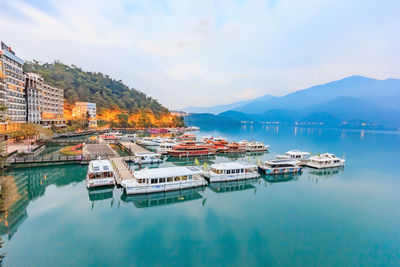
[110,157,135,184]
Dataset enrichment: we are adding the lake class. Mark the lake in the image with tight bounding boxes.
[1,125,400,266]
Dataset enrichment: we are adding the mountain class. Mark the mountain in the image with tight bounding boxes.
[182,94,276,114]
[184,113,241,126]
[23,61,168,115]
[215,96,400,129]
[234,76,400,113]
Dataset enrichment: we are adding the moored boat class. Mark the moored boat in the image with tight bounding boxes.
[276,149,310,165]
[133,153,163,164]
[120,166,207,195]
[167,142,216,157]
[203,162,260,182]
[156,142,178,154]
[306,153,345,169]
[258,159,302,175]
[177,133,197,142]
[86,159,116,188]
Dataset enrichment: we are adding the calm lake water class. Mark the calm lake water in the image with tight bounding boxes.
[1,125,400,266]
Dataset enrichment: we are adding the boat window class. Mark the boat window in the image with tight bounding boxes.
[167,177,173,182]
[188,175,192,180]
[151,179,157,184]
[138,179,143,183]
[94,166,100,171]
[175,176,180,181]
[227,170,231,174]
[182,176,187,181]
[159,178,166,183]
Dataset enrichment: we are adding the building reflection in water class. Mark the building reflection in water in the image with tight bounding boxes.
[121,187,205,208]
[0,166,86,240]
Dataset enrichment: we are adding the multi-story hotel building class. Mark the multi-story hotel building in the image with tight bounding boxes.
[25,73,43,124]
[0,42,26,131]
[25,72,65,128]
[40,83,66,127]
[73,102,97,127]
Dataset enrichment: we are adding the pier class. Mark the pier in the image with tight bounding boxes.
[110,157,135,184]
[118,141,151,155]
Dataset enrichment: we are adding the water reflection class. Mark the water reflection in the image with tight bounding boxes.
[88,187,114,202]
[208,179,257,193]
[0,165,86,240]
[121,187,205,208]
[261,173,300,183]
[307,167,344,183]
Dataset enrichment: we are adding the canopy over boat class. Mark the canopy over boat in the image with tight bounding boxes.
[134,166,203,180]
[88,160,113,173]
[210,162,257,170]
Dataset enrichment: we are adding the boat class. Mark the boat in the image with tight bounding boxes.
[156,142,178,155]
[238,140,269,152]
[167,142,216,157]
[137,137,158,146]
[245,142,269,152]
[100,131,123,141]
[121,133,137,141]
[86,159,116,188]
[220,142,246,154]
[203,162,260,182]
[276,149,310,165]
[120,166,207,195]
[177,133,197,142]
[133,153,163,164]
[306,153,345,169]
[258,159,302,175]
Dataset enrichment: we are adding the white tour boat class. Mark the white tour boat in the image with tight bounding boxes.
[133,153,163,164]
[156,142,178,155]
[121,166,207,195]
[137,137,159,146]
[203,162,260,182]
[276,149,311,165]
[86,159,116,188]
[245,141,269,152]
[258,159,302,175]
[306,153,345,169]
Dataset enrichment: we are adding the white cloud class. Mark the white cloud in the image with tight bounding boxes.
[1,0,399,109]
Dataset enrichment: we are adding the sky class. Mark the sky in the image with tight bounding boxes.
[1,0,400,109]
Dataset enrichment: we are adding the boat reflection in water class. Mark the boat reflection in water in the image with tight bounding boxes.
[120,186,206,208]
[208,179,257,193]
[261,172,300,183]
[307,167,344,183]
[165,156,216,166]
[88,187,114,202]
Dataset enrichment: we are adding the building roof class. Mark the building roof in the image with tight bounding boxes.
[134,166,202,179]
[1,45,24,65]
[210,162,256,170]
[265,159,300,165]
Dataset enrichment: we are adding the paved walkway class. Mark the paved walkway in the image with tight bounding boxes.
[110,157,134,184]
[119,141,151,155]
[83,143,118,157]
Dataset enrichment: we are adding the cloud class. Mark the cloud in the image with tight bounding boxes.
[0,0,399,109]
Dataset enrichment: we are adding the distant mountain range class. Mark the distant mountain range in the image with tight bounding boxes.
[183,94,276,114]
[184,76,400,130]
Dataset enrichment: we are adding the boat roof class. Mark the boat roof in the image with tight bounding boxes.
[88,160,113,173]
[265,159,300,164]
[309,153,342,161]
[134,166,202,179]
[210,162,257,170]
[286,150,310,155]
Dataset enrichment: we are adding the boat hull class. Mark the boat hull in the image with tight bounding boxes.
[123,180,207,195]
[204,172,260,182]
[86,177,115,188]
[306,162,345,169]
[168,151,216,157]
[258,166,302,175]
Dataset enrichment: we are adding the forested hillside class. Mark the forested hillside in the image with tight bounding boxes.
[24,61,168,115]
